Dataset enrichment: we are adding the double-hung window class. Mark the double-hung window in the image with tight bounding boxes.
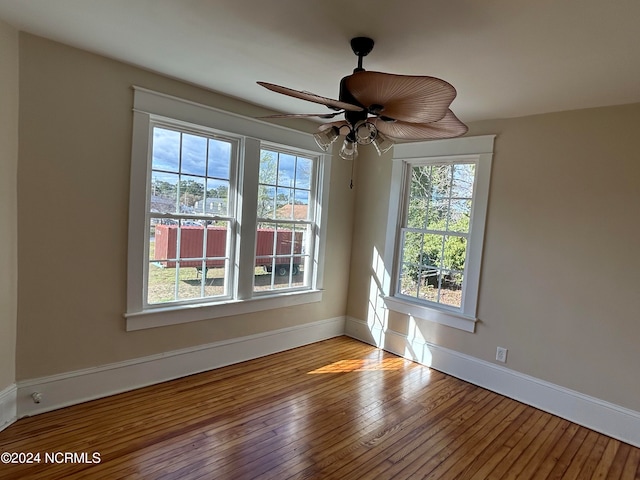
[126,88,329,330]
[383,136,494,332]
[147,124,238,304]
[255,147,316,292]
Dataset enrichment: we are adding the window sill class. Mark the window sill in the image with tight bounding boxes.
[382,296,477,333]
[125,289,323,331]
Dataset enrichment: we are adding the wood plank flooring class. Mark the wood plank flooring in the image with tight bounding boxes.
[0,336,638,479]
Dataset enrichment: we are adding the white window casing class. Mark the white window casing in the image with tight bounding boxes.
[382,135,495,333]
[125,87,330,330]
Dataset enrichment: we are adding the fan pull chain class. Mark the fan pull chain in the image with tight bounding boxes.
[350,156,356,189]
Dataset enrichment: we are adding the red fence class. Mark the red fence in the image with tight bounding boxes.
[154,225,303,269]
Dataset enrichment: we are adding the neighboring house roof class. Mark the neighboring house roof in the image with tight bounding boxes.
[150,195,174,213]
[276,204,308,220]
[150,195,228,215]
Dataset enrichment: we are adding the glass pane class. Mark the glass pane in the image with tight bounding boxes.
[148,221,180,305]
[430,164,452,199]
[149,223,158,262]
[423,233,444,268]
[257,185,275,218]
[177,221,205,263]
[177,264,205,301]
[452,163,475,198]
[401,231,424,266]
[418,273,439,303]
[178,222,229,300]
[204,224,229,264]
[152,127,180,172]
[259,150,278,185]
[256,222,277,257]
[448,200,471,232]
[276,224,296,256]
[203,259,227,298]
[295,157,313,189]
[149,222,230,304]
[208,138,231,180]
[420,265,440,290]
[275,187,294,219]
[202,224,229,298]
[149,222,177,263]
[410,166,431,200]
[150,172,178,214]
[205,179,229,216]
[441,271,463,307]
[276,203,293,220]
[407,194,427,230]
[443,235,467,271]
[180,133,207,176]
[254,223,307,292]
[293,190,310,220]
[398,265,419,298]
[178,176,205,214]
[147,262,178,304]
[278,153,296,186]
[427,199,449,230]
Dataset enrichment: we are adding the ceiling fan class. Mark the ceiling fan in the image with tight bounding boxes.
[257,37,468,164]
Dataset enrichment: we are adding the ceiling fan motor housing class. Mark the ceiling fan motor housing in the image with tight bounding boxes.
[339,76,368,125]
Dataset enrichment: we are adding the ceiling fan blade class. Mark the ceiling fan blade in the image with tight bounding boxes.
[374,110,468,141]
[345,71,457,124]
[318,120,349,132]
[259,111,343,119]
[258,82,364,112]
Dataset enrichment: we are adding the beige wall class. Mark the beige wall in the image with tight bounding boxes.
[0,19,18,390]
[16,34,355,379]
[12,30,640,415]
[347,103,640,411]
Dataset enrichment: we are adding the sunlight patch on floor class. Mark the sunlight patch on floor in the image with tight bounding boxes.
[307,358,407,374]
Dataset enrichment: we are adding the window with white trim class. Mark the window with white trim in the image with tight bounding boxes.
[147,124,238,304]
[255,147,316,292]
[383,136,494,333]
[397,160,475,308]
[126,88,329,330]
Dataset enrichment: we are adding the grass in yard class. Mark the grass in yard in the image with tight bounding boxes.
[147,240,304,304]
[399,278,462,308]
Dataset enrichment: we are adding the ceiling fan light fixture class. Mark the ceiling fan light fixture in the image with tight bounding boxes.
[373,133,394,156]
[313,126,340,151]
[339,135,358,161]
[354,120,377,145]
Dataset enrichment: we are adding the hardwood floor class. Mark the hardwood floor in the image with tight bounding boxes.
[0,336,638,479]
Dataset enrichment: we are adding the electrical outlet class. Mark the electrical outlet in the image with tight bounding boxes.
[496,347,508,363]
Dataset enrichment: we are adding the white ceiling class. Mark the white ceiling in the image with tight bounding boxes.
[1,0,639,123]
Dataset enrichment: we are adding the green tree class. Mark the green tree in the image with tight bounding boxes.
[257,151,277,220]
[403,164,470,286]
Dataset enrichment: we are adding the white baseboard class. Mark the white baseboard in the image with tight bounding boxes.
[17,316,345,418]
[345,316,640,448]
[0,383,17,432]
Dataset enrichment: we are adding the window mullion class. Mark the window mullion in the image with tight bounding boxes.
[236,137,260,299]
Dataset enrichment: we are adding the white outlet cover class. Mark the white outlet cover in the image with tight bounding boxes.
[496,347,508,363]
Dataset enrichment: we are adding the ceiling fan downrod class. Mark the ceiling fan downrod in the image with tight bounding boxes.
[350,37,374,72]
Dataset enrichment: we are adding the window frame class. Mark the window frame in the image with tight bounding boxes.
[145,121,241,307]
[382,135,495,333]
[125,87,329,331]
[254,144,318,295]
